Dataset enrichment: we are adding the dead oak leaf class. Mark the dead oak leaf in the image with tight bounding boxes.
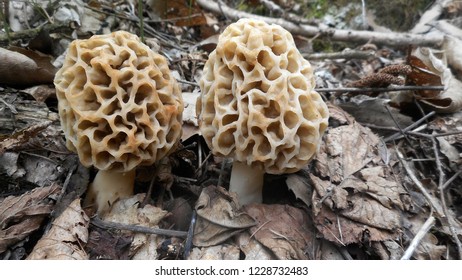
[27,198,89,260]
[243,204,317,260]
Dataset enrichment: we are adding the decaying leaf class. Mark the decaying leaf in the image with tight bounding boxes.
[236,232,274,260]
[405,47,462,112]
[243,204,317,260]
[286,173,312,207]
[0,121,52,155]
[0,47,56,86]
[310,106,410,247]
[187,244,240,260]
[148,0,207,26]
[27,198,89,260]
[428,113,462,171]
[102,194,169,260]
[314,121,380,183]
[86,227,132,260]
[193,186,256,247]
[0,183,60,254]
[181,90,200,141]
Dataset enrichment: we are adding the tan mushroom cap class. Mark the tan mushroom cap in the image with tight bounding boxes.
[55,31,183,172]
[197,19,329,174]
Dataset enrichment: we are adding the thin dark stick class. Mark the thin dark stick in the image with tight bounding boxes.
[384,111,435,142]
[183,210,197,259]
[384,104,412,146]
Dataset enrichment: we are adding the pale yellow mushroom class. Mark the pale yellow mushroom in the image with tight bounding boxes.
[197,19,329,205]
[54,31,183,214]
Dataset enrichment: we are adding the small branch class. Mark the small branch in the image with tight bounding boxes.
[401,214,436,260]
[91,217,188,238]
[196,0,444,47]
[431,136,462,259]
[383,111,436,142]
[0,22,73,45]
[304,49,376,60]
[316,85,444,93]
[396,149,445,218]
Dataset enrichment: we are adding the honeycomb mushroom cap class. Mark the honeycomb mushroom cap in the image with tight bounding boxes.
[197,19,329,174]
[55,31,183,172]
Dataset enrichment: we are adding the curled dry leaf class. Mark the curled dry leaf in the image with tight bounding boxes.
[193,186,256,247]
[243,204,317,260]
[0,183,60,254]
[0,47,56,86]
[310,106,410,248]
[405,47,462,112]
[102,194,168,260]
[27,198,89,260]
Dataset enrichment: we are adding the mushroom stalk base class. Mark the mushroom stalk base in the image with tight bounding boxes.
[84,169,136,215]
[229,161,264,205]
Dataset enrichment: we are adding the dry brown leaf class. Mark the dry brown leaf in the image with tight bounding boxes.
[312,196,399,247]
[187,244,240,260]
[0,183,60,254]
[314,121,380,183]
[0,47,56,86]
[27,198,89,260]
[236,231,274,260]
[22,85,57,103]
[193,186,256,247]
[243,204,317,260]
[148,0,207,26]
[405,47,462,112]
[102,194,168,260]
[310,107,410,247]
[285,173,312,207]
[413,232,447,260]
[0,121,52,155]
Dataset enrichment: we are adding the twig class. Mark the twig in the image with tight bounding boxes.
[384,104,412,145]
[183,210,197,259]
[0,22,72,45]
[383,111,435,142]
[91,217,188,238]
[431,136,462,259]
[304,49,376,60]
[400,214,436,260]
[196,0,444,47]
[316,85,444,93]
[396,149,445,218]
[442,170,462,191]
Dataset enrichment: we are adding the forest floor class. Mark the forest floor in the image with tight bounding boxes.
[1,0,462,260]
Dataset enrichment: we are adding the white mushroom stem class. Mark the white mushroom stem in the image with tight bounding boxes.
[85,169,136,214]
[229,161,265,205]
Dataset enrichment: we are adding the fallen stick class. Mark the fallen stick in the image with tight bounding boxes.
[196,0,445,47]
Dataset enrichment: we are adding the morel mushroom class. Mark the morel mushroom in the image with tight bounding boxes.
[197,19,329,205]
[54,31,184,214]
